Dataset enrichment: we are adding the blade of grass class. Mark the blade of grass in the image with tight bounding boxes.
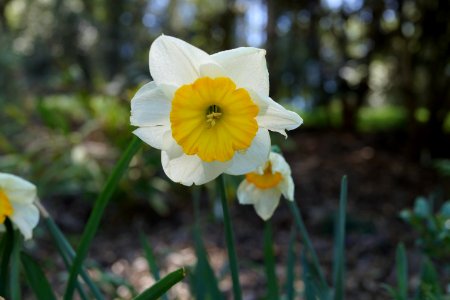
[396,243,408,300]
[0,219,14,297]
[264,220,279,300]
[20,252,57,300]
[415,256,442,299]
[287,200,329,294]
[64,137,142,300]
[192,187,223,300]
[132,268,186,300]
[301,251,315,300]
[332,175,347,300]
[139,232,168,300]
[39,205,103,300]
[9,231,21,300]
[285,227,296,300]
[216,175,242,300]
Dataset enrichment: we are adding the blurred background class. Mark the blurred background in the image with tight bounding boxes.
[0,0,449,298]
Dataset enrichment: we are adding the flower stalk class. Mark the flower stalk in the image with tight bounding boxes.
[216,175,242,300]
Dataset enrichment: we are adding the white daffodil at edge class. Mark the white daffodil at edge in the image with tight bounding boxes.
[237,152,294,220]
[0,173,39,240]
[130,35,302,186]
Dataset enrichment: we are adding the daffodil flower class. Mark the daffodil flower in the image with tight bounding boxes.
[131,35,302,185]
[0,173,39,240]
[237,152,294,220]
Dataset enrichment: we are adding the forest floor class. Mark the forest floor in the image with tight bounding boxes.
[38,130,449,300]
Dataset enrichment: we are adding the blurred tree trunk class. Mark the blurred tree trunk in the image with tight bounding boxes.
[218,0,235,50]
[0,0,11,32]
[104,0,124,79]
[418,0,450,157]
[266,0,280,97]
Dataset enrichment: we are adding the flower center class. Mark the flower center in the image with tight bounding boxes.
[206,105,222,128]
[170,77,259,162]
[0,189,14,224]
[246,162,283,189]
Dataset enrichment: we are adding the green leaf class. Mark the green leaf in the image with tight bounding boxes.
[192,186,224,300]
[9,231,21,300]
[0,219,14,297]
[381,284,401,300]
[264,221,279,300]
[139,232,168,300]
[43,215,103,300]
[396,243,408,300]
[288,201,330,294]
[416,257,442,300]
[216,175,242,300]
[20,252,57,300]
[285,227,296,300]
[440,201,450,217]
[414,197,430,218]
[64,137,142,300]
[332,176,347,300]
[133,268,186,300]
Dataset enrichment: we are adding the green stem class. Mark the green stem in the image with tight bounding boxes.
[64,137,142,300]
[43,216,100,300]
[10,231,22,300]
[0,218,14,297]
[216,175,242,300]
[287,201,329,292]
[264,220,279,300]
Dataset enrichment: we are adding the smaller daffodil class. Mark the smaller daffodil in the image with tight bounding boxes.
[0,173,39,240]
[237,152,294,220]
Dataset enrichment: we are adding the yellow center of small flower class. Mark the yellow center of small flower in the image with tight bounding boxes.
[170,77,259,162]
[246,162,283,189]
[0,189,14,224]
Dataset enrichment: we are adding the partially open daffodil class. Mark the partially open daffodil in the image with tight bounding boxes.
[0,173,39,240]
[237,152,294,220]
[131,35,302,185]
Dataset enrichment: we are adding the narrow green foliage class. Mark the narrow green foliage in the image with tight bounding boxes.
[44,216,103,300]
[301,252,318,300]
[20,252,57,300]
[264,221,279,300]
[9,231,21,300]
[216,175,242,300]
[192,187,223,300]
[288,201,330,294]
[285,227,297,300]
[0,219,14,297]
[64,137,142,300]
[415,257,442,300]
[132,268,186,300]
[396,244,408,300]
[139,232,169,300]
[332,176,347,300]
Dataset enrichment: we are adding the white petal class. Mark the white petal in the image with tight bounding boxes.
[130,81,171,127]
[162,131,183,159]
[269,152,292,176]
[149,35,210,87]
[159,83,178,100]
[237,180,257,205]
[211,47,269,96]
[10,202,39,240]
[253,188,282,221]
[225,128,271,175]
[0,173,36,204]
[280,176,295,201]
[199,62,226,78]
[133,126,170,149]
[161,152,230,186]
[251,91,303,137]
